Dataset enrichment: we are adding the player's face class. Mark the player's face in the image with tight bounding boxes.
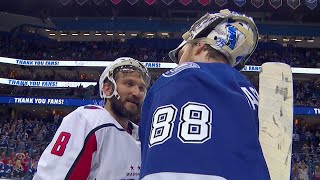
[110,71,147,119]
[178,43,195,65]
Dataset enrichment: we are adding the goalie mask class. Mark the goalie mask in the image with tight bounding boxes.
[168,9,259,68]
[99,57,150,100]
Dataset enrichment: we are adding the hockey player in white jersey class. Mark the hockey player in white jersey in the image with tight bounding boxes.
[34,57,150,180]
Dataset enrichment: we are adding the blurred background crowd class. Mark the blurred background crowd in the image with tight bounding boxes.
[0,0,320,179]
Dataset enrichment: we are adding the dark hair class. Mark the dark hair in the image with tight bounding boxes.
[203,44,229,64]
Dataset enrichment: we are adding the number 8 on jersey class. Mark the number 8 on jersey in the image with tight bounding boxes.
[51,132,71,156]
[149,102,212,147]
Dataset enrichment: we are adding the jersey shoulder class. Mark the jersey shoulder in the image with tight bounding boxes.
[64,105,122,129]
[145,62,254,105]
[162,62,201,78]
[150,62,207,92]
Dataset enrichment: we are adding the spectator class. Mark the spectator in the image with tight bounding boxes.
[12,159,24,178]
[4,159,13,178]
[7,139,16,154]
[303,144,310,154]
[294,132,300,141]
[298,161,309,180]
[0,136,8,152]
[29,160,37,177]
[0,160,4,178]
[314,166,320,180]
[306,131,313,141]
[317,144,320,154]
[315,131,320,141]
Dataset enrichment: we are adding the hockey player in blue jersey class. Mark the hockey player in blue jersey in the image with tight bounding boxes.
[139,9,270,180]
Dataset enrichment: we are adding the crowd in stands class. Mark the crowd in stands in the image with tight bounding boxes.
[0,34,319,108]
[0,110,61,179]
[292,122,320,180]
[0,64,102,82]
[0,34,320,68]
[0,84,100,100]
[0,36,170,63]
[0,79,319,108]
[0,73,319,107]
[294,81,320,107]
[0,108,318,179]
[250,46,320,68]
[0,33,319,179]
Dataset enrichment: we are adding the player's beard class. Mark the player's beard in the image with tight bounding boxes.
[110,96,141,119]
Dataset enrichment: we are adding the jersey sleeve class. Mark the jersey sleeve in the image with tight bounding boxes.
[33,108,98,180]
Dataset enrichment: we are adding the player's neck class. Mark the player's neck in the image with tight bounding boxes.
[105,106,129,129]
[191,51,226,64]
[115,117,129,130]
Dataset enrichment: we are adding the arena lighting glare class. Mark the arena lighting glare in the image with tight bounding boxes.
[283,38,290,42]
[49,33,55,36]
[295,39,302,42]
[307,39,315,42]
[107,33,114,36]
[270,38,278,41]
[71,33,79,36]
[61,33,67,36]
[95,33,102,36]
[83,33,90,36]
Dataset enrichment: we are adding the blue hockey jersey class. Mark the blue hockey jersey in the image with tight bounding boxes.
[139,62,270,180]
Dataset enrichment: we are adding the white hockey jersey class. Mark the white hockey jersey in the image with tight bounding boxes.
[33,105,141,180]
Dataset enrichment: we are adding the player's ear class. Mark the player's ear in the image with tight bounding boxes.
[102,82,113,96]
[194,42,205,55]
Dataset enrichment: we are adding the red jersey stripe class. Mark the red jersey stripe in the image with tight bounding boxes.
[68,133,97,180]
